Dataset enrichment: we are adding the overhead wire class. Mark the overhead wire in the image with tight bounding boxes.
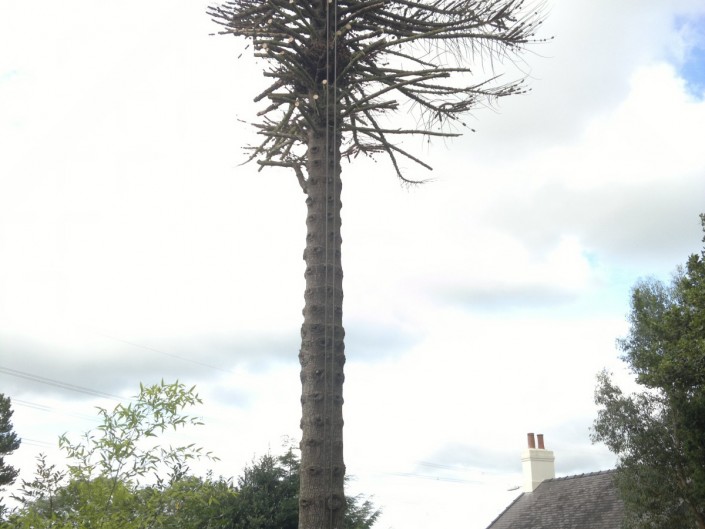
[94,332,234,374]
[0,366,122,400]
[7,318,234,376]
[385,471,484,485]
[3,367,226,432]
[18,437,55,449]
[12,397,100,423]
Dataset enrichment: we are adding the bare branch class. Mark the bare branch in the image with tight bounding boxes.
[208,0,549,180]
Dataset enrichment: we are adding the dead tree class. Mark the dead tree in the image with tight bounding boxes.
[207,1,547,527]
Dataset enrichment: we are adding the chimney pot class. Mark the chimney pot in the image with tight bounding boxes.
[527,432,536,449]
[521,433,555,492]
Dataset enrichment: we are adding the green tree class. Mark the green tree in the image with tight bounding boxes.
[206,1,548,527]
[140,473,237,529]
[230,452,298,529]
[593,214,705,529]
[5,381,217,529]
[59,380,213,486]
[0,394,21,518]
[229,448,379,529]
[0,395,20,488]
[10,454,66,521]
[7,469,237,529]
[6,436,378,529]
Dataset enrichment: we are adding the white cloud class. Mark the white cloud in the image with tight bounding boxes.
[2,1,705,529]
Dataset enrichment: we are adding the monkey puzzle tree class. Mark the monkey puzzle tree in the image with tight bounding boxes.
[207,1,547,527]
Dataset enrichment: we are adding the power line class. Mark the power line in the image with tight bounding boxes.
[12,317,233,376]
[418,460,470,471]
[385,471,483,485]
[0,366,121,400]
[5,370,222,429]
[11,398,53,412]
[12,398,100,423]
[94,332,234,374]
[19,437,54,449]
[417,460,487,472]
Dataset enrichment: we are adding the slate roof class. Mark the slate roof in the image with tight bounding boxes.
[485,470,624,529]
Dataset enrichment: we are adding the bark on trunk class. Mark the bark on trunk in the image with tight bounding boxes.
[298,123,345,529]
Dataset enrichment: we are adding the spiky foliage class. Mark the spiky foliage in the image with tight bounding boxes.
[208,0,547,183]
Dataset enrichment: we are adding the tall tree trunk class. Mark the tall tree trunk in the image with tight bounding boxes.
[299,122,345,529]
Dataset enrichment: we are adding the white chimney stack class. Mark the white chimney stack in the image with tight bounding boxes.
[521,432,555,492]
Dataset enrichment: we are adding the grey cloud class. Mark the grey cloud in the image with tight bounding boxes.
[173,331,301,371]
[0,320,416,401]
[208,384,252,409]
[424,442,520,475]
[486,176,705,273]
[557,448,617,476]
[0,328,300,400]
[546,418,619,475]
[1,335,135,400]
[437,283,577,311]
[423,417,619,482]
[345,320,422,362]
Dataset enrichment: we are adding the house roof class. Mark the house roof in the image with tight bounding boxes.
[485,470,624,529]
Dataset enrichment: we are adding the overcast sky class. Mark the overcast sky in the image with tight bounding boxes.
[1,1,705,528]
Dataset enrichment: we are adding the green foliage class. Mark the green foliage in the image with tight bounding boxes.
[3,381,218,529]
[344,493,381,529]
[228,448,380,529]
[593,214,705,529]
[0,394,20,488]
[0,394,21,518]
[5,471,237,529]
[3,382,380,529]
[10,454,66,520]
[59,380,212,484]
[139,474,237,529]
[229,452,298,529]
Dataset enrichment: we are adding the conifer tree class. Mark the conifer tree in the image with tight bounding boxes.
[0,394,20,489]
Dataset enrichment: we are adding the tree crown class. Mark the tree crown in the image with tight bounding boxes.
[592,214,705,529]
[208,0,548,182]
